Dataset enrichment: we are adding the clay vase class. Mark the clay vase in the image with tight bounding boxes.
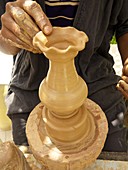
[26,27,108,170]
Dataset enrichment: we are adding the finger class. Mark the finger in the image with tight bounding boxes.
[10,7,41,51]
[122,76,128,83]
[7,38,41,53]
[122,64,128,76]
[118,80,128,92]
[117,84,128,100]
[5,2,39,45]
[1,25,33,51]
[23,1,52,35]
[1,13,34,48]
[10,6,40,37]
[5,0,31,11]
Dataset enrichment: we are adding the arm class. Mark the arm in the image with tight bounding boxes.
[0,0,52,55]
[117,33,128,99]
[117,33,128,65]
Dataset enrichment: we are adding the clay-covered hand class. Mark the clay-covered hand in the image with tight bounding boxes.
[1,0,52,53]
[117,64,128,100]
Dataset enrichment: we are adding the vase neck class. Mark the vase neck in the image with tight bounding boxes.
[46,59,78,92]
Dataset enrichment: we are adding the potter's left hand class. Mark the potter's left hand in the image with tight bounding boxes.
[117,64,128,100]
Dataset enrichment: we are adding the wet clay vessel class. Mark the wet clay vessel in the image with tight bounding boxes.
[26,27,108,170]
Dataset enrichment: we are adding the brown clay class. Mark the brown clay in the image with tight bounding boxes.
[26,27,108,170]
[0,142,31,170]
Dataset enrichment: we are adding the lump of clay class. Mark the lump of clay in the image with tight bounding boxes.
[0,141,31,170]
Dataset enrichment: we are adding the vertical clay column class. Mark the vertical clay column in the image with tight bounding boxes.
[26,27,108,170]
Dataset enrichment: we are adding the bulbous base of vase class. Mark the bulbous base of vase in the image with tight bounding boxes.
[26,99,108,170]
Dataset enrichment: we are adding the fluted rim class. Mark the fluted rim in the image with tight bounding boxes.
[33,27,88,61]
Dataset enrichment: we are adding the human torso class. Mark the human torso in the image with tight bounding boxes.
[1,0,128,113]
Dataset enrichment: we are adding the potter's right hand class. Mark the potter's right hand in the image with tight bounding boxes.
[1,0,52,53]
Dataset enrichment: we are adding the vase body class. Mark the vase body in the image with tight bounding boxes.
[34,27,88,115]
[39,54,88,115]
[26,27,108,170]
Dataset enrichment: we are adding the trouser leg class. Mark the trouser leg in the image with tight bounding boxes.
[103,127,128,152]
[102,102,128,152]
[9,112,30,146]
[89,85,128,152]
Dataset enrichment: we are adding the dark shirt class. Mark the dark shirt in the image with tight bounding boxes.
[45,0,79,26]
[0,0,128,116]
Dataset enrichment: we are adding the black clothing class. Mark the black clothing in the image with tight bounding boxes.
[9,112,30,146]
[1,0,128,151]
[0,0,128,115]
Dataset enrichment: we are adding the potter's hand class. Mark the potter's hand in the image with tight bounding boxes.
[1,0,52,53]
[117,64,128,100]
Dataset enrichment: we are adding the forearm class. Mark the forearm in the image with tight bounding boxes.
[0,30,20,55]
[117,33,128,65]
[116,33,128,99]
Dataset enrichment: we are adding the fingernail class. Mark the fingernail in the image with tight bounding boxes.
[44,26,52,35]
